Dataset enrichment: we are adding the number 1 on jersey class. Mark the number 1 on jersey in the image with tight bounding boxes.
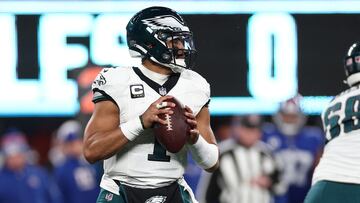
[148,139,170,162]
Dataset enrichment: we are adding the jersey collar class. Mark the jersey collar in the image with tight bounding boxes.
[132,67,180,96]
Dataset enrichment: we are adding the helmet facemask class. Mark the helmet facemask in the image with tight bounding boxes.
[345,55,360,86]
[152,31,197,73]
[273,96,306,137]
[273,112,306,137]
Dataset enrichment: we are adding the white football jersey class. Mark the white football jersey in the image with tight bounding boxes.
[312,85,360,185]
[92,65,210,194]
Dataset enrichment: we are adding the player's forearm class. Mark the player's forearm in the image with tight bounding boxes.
[83,128,129,163]
[188,135,219,172]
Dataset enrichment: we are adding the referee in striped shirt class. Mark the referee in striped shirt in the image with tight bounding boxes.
[197,115,282,203]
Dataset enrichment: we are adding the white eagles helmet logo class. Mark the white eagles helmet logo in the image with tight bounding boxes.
[142,15,190,32]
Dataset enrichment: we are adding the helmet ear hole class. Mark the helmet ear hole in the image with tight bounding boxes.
[162,53,171,61]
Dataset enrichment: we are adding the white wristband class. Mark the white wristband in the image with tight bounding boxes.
[188,135,219,170]
[120,116,144,141]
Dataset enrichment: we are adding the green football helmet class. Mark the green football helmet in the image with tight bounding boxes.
[345,42,360,86]
[126,6,197,73]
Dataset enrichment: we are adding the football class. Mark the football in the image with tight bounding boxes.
[153,97,190,153]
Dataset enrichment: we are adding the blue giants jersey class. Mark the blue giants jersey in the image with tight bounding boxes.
[262,123,324,203]
[54,157,100,203]
[0,164,61,203]
[184,155,202,195]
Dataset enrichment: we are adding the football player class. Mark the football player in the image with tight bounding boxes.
[83,6,219,203]
[304,42,360,203]
[262,96,324,203]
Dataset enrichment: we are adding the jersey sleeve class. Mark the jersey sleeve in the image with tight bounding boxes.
[198,77,211,115]
[198,73,211,107]
[92,67,129,108]
[202,82,211,108]
[187,70,211,115]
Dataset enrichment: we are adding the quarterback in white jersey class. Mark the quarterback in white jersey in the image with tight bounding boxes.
[83,6,219,203]
[305,42,360,203]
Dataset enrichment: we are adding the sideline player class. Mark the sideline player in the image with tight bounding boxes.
[305,42,360,203]
[262,96,324,203]
[83,6,219,203]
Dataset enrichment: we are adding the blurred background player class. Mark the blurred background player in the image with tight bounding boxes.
[0,129,61,203]
[197,115,281,203]
[305,42,360,203]
[53,120,99,203]
[262,96,324,203]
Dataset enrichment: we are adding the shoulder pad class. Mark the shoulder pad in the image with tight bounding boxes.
[92,66,132,105]
[182,69,210,97]
[92,66,131,90]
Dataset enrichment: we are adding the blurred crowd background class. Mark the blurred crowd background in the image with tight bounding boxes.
[0,0,357,202]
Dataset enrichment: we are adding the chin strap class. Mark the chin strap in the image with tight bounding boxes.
[149,56,184,73]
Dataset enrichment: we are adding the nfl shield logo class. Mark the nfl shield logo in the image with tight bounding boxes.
[159,87,167,96]
[105,193,113,201]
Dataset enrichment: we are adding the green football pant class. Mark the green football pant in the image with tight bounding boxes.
[96,183,193,203]
[304,180,360,203]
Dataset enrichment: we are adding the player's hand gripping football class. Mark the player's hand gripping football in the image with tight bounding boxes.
[184,106,200,145]
[141,95,175,129]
